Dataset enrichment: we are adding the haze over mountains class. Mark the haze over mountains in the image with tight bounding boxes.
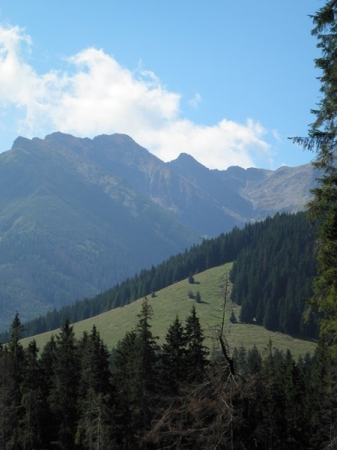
[0,132,317,331]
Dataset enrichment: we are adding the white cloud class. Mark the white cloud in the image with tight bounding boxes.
[188,92,201,108]
[0,24,272,169]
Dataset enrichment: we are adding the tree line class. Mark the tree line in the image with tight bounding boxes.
[0,301,209,449]
[2,300,336,450]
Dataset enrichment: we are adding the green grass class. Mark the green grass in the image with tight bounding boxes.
[21,263,317,359]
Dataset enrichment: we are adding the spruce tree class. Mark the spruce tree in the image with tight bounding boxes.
[135,297,159,394]
[133,297,160,436]
[292,1,337,346]
[5,313,25,450]
[49,319,79,450]
[113,298,159,445]
[112,330,140,449]
[19,340,46,450]
[76,326,115,449]
[184,305,208,383]
[161,315,186,394]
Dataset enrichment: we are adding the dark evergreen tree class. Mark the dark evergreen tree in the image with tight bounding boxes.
[38,335,58,447]
[232,345,248,377]
[113,298,159,447]
[188,272,195,284]
[161,315,186,394]
[308,343,337,448]
[184,305,208,383]
[76,326,115,449]
[19,340,46,450]
[135,298,159,392]
[112,330,140,449]
[247,345,262,374]
[290,4,337,443]
[5,313,25,450]
[49,320,79,450]
[291,0,337,347]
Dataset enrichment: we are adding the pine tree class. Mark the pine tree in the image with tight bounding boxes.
[76,326,115,449]
[49,319,79,450]
[247,345,262,374]
[113,298,159,445]
[161,315,186,394]
[135,297,159,395]
[184,305,208,383]
[5,313,25,450]
[19,340,46,450]
[292,1,337,346]
[309,343,337,447]
[133,297,160,439]
[112,330,140,449]
[38,335,58,447]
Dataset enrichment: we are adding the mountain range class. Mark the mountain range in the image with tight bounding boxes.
[0,132,317,331]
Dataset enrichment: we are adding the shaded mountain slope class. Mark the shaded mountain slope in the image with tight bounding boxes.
[0,132,318,331]
[0,133,200,330]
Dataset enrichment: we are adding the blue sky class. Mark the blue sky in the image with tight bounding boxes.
[0,1,322,170]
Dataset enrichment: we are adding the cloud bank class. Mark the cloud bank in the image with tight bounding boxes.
[0,24,271,169]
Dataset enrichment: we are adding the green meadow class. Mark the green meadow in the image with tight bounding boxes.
[21,263,317,359]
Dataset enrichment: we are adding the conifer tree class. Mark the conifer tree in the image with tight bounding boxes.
[112,330,140,449]
[76,326,115,449]
[38,335,58,447]
[5,313,25,450]
[292,1,337,346]
[290,7,337,444]
[247,345,262,374]
[49,319,79,450]
[133,297,160,437]
[113,298,159,445]
[135,297,159,394]
[184,305,208,383]
[19,340,46,450]
[161,315,186,394]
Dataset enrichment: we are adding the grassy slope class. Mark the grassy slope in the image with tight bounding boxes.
[21,263,317,359]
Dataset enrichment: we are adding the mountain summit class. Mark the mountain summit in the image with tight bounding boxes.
[0,132,316,330]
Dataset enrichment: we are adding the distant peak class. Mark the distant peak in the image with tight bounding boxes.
[170,152,206,169]
[93,133,136,145]
[175,152,198,162]
[46,131,73,139]
[12,136,31,148]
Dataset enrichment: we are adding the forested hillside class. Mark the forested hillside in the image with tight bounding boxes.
[0,211,317,343]
[0,300,328,450]
[230,213,318,337]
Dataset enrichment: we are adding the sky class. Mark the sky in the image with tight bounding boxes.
[0,1,323,170]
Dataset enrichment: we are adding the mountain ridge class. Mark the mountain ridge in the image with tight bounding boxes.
[0,132,317,330]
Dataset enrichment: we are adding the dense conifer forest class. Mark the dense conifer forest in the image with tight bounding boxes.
[230,212,318,337]
[0,300,334,450]
[0,211,317,343]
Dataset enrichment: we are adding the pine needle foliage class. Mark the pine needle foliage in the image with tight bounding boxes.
[291,0,337,345]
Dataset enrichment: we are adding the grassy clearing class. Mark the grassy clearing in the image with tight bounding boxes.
[21,263,317,359]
